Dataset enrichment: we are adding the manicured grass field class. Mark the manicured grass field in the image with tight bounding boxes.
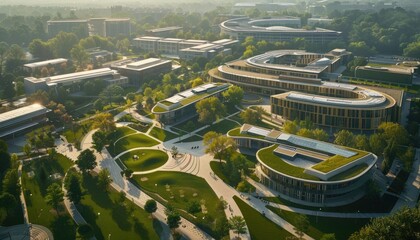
[149,127,179,141]
[267,206,369,240]
[63,121,92,144]
[78,175,159,240]
[107,127,137,143]
[176,134,203,143]
[119,149,168,172]
[258,145,320,180]
[197,119,240,135]
[110,133,159,156]
[233,196,293,240]
[132,171,227,238]
[22,154,76,240]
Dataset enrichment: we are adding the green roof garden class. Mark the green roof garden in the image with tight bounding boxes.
[311,149,369,173]
[257,145,320,181]
[328,163,369,181]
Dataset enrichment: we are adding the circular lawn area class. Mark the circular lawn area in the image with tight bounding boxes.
[118,149,168,172]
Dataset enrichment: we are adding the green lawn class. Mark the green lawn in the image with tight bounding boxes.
[62,121,93,145]
[107,127,137,143]
[131,171,227,239]
[197,119,240,135]
[118,149,168,172]
[258,145,320,180]
[267,206,369,240]
[21,154,76,240]
[172,115,206,132]
[149,127,179,141]
[110,133,160,156]
[78,174,159,240]
[210,161,230,184]
[233,196,293,240]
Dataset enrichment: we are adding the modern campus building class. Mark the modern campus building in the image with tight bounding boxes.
[355,66,414,86]
[23,58,68,75]
[24,68,128,94]
[209,50,400,132]
[228,124,377,207]
[307,18,334,27]
[220,17,341,44]
[111,58,172,86]
[132,37,239,59]
[47,20,89,38]
[152,83,231,124]
[104,19,131,37]
[0,104,50,138]
[48,18,131,38]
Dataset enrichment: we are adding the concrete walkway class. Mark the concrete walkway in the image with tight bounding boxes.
[392,148,420,213]
[18,164,29,224]
[80,129,212,240]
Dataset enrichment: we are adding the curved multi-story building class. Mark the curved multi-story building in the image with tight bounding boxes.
[208,50,400,132]
[228,124,377,207]
[220,17,341,44]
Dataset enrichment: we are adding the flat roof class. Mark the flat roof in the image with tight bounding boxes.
[25,68,118,84]
[24,58,67,68]
[147,26,182,33]
[134,36,163,41]
[0,104,48,125]
[48,20,88,23]
[118,58,171,71]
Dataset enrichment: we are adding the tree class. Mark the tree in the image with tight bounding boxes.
[320,233,336,240]
[293,214,309,239]
[0,151,11,175]
[312,129,329,142]
[0,42,9,76]
[2,169,20,196]
[97,168,112,191]
[1,73,16,100]
[45,183,64,214]
[144,199,157,218]
[240,108,263,125]
[166,211,181,233]
[71,45,89,70]
[334,130,355,147]
[49,32,78,58]
[349,206,420,240]
[223,85,244,106]
[378,122,409,146]
[116,39,130,54]
[229,216,247,237]
[283,120,300,134]
[92,131,108,152]
[99,84,124,106]
[296,128,315,139]
[5,44,25,73]
[29,39,54,60]
[91,112,116,134]
[77,224,94,239]
[403,41,420,57]
[186,200,201,214]
[65,173,83,204]
[0,139,7,152]
[170,146,179,158]
[0,192,17,214]
[203,132,236,162]
[355,134,370,151]
[190,77,203,87]
[369,133,387,156]
[196,97,226,124]
[76,149,97,173]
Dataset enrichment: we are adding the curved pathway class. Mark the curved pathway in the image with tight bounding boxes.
[80,128,213,240]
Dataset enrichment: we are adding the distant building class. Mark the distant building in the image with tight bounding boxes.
[133,37,239,60]
[47,20,89,38]
[232,2,297,12]
[220,17,341,45]
[23,58,68,75]
[152,83,231,124]
[146,26,183,37]
[0,104,50,138]
[355,66,414,86]
[307,18,333,27]
[105,19,131,37]
[111,58,172,86]
[24,68,128,94]
[48,18,131,38]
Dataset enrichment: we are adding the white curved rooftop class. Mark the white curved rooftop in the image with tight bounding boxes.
[286,91,388,108]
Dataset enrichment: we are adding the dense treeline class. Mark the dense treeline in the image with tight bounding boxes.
[329,8,420,56]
